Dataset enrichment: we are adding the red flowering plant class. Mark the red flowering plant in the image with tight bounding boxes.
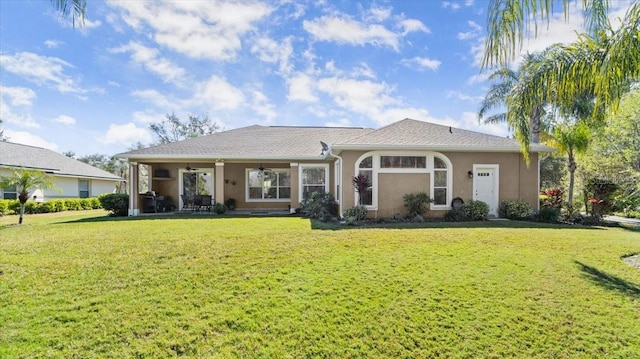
[541,188,564,208]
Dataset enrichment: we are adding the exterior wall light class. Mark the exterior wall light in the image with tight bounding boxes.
[467,170,473,178]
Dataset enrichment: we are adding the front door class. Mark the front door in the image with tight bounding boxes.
[473,165,499,217]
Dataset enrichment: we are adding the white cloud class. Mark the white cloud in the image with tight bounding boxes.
[352,63,376,79]
[398,19,430,35]
[442,2,461,11]
[0,86,36,106]
[316,77,398,118]
[250,36,294,75]
[107,1,272,61]
[44,39,62,49]
[459,111,510,137]
[132,110,164,124]
[107,80,121,87]
[100,122,152,146]
[131,89,173,108]
[193,75,245,110]
[53,115,76,126]
[466,72,490,85]
[4,130,59,150]
[446,90,483,102]
[287,73,318,102]
[457,20,482,40]
[303,16,400,51]
[0,52,85,94]
[400,56,442,71]
[249,89,277,122]
[109,41,187,85]
[464,0,475,6]
[325,118,353,127]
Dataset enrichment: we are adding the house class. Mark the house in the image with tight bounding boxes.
[0,141,122,201]
[116,118,554,217]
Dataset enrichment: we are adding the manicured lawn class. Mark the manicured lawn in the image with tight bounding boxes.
[1,212,639,358]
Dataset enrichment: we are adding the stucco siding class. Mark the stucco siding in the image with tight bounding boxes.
[377,173,429,218]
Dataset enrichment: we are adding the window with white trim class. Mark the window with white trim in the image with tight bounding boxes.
[300,165,329,200]
[357,156,373,206]
[433,157,448,205]
[247,169,291,201]
[380,156,426,168]
[2,186,17,200]
[79,179,90,198]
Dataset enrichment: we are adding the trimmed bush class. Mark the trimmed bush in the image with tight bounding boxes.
[536,207,560,223]
[499,200,533,220]
[343,205,368,221]
[99,193,129,217]
[213,202,226,214]
[0,200,11,215]
[300,192,338,222]
[403,192,432,217]
[462,200,489,221]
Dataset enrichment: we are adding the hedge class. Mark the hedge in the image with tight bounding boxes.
[0,198,103,216]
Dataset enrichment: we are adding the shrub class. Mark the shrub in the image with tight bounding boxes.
[462,200,489,221]
[536,207,560,223]
[585,178,618,221]
[498,200,533,220]
[0,200,12,215]
[445,208,467,221]
[343,205,368,221]
[541,188,564,208]
[213,202,226,214]
[300,191,338,222]
[99,193,129,216]
[403,192,432,217]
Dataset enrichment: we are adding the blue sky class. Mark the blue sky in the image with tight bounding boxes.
[0,1,632,156]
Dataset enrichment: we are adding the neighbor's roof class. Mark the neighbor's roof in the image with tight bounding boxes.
[116,125,374,160]
[333,118,555,153]
[0,142,122,181]
[117,119,554,160]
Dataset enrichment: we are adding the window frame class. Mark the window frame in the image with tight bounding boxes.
[245,168,291,202]
[2,185,18,200]
[78,179,90,198]
[298,164,330,201]
[354,151,453,211]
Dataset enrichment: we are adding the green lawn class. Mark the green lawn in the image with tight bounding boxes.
[1,211,639,358]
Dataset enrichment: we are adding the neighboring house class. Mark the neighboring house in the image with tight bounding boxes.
[117,118,554,217]
[0,141,122,201]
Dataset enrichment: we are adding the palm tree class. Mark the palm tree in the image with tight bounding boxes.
[550,123,590,204]
[0,168,58,224]
[478,54,547,145]
[51,0,86,27]
[482,0,640,153]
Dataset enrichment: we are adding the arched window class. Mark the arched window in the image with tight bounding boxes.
[433,156,448,205]
[357,156,373,206]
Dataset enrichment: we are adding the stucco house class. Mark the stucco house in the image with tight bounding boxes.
[0,141,122,201]
[117,118,554,217]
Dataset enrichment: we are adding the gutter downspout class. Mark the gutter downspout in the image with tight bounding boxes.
[326,149,344,218]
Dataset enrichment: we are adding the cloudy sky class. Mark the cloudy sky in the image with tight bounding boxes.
[0,0,633,156]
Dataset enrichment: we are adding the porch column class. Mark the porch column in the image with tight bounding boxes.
[128,162,139,216]
[215,162,225,205]
[290,162,299,213]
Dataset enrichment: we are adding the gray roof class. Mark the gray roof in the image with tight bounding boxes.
[335,118,555,152]
[117,119,554,160]
[0,142,122,181]
[117,125,374,159]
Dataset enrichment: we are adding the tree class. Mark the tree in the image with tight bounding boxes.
[51,0,86,27]
[149,113,219,145]
[483,1,640,153]
[550,122,590,204]
[0,119,7,141]
[0,168,58,224]
[478,54,547,144]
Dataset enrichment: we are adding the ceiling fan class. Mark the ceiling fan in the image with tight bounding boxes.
[185,164,199,171]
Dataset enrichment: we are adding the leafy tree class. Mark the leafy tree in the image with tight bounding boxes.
[0,168,58,224]
[540,155,566,190]
[550,122,590,204]
[0,119,7,141]
[483,1,640,154]
[149,113,219,145]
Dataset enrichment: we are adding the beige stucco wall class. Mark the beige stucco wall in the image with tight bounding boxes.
[338,150,540,218]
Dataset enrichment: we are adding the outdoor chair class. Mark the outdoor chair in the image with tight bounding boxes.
[199,195,212,212]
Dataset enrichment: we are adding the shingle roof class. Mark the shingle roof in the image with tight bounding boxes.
[0,142,122,180]
[117,119,554,160]
[335,118,554,152]
[117,125,374,159]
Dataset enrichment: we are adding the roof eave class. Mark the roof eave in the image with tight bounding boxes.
[331,144,556,153]
[117,154,328,162]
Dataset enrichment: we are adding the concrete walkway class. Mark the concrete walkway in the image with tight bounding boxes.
[604,215,640,227]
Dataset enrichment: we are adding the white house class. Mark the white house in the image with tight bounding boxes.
[0,141,122,201]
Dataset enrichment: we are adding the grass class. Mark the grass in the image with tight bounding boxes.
[1,211,640,358]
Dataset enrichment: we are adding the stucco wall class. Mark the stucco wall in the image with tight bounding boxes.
[378,173,429,218]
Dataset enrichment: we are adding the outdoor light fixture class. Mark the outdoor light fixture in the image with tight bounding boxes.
[468,170,473,178]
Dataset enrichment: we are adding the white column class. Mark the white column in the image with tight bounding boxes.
[128,162,139,216]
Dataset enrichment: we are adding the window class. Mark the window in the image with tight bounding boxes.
[2,186,17,200]
[380,156,426,168]
[301,165,328,200]
[79,179,90,198]
[247,169,291,201]
[357,156,373,206]
[433,157,448,205]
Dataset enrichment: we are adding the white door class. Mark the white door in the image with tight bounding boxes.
[473,165,499,217]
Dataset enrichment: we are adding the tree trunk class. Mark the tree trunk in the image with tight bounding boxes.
[530,105,542,143]
[19,204,25,224]
[567,153,577,204]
